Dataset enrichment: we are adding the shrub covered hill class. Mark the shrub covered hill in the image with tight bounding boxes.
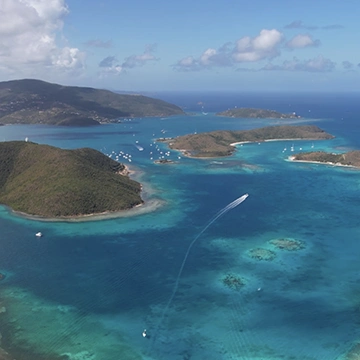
[292,150,360,167]
[0,141,143,217]
[216,107,301,119]
[0,79,184,126]
[167,125,334,157]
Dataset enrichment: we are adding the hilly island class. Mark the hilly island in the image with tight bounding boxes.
[0,141,143,218]
[291,150,360,168]
[166,125,334,158]
[0,79,184,126]
[216,107,301,119]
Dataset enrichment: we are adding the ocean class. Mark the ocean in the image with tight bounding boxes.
[0,92,359,359]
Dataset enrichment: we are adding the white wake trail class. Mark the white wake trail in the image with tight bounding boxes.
[150,193,249,346]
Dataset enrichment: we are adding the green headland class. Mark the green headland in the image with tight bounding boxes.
[0,141,143,218]
[0,79,184,126]
[167,125,334,158]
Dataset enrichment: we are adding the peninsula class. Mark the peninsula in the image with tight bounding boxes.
[290,150,360,168]
[216,107,300,119]
[0,141,143,218]
[0,79,184,126]
[167,125,334,158]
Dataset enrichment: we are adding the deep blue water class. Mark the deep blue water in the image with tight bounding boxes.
[0,92,360,359]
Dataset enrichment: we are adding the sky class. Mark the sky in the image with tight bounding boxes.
[0,0,359,92]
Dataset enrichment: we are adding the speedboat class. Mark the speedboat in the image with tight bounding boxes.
[35,232,42,237]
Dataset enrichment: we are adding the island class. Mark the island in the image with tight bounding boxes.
[166,125,334,158]
[0,79,184,126]
[216,107,301,119]
[290,150,360,168]
[154,159,175,164]
[0,141,143,218]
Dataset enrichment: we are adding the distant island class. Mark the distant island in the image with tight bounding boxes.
[290,150,360,168]
[0,79,184,126]
[0,141,143,218]
[167,125,334,158]
[216,107,301,119]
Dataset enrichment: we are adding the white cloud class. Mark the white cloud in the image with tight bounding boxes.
[263,55,336,72]
[174,47,232,71]
[174,29,283,71]
[98,45,158,77]
[122,44,158,69]
[179,56,196,67]
[0,0,84,78]
[199,48,217,65]
[98,56,122,76]
[233,29,283,62]
[286,34,320,49]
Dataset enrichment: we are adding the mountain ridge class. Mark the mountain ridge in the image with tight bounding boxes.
[0,79,184,126]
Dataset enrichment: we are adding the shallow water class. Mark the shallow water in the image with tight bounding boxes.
[0,92,360,359]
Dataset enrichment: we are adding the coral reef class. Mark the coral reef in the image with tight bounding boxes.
[222,273,245,291]
[248,248,276,261]
[346,342,360,359]
[270,238,305,251]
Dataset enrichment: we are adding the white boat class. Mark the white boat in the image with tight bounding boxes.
[35,232,42,237]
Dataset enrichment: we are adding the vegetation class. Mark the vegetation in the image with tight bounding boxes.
[292,150,360,167]
[216,107,301,119]
[0,141,143,217]
[168,125,334,158]
[0,79,184,126]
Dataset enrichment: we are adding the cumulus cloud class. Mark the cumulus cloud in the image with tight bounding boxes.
[233,29,283,62]
[98,56,122,75]
[84,39,113,48]
[286,34,320,49]
[122,44,158,68]
[98,45,158,76]
[174,29,283,71]
[173,46,232,71]
[284,20,344,30]
[262,55,336,72]
[0,0,85,78]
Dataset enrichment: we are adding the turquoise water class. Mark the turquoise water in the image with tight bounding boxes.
[0,93,360,359]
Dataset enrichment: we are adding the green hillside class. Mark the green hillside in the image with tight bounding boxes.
[0,141,143,217]
[0,79,184,126]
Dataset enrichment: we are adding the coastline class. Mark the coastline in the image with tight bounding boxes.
[173,138,324,159]
[287,156,359,169]
[229,138,322,146]
[8,164,165,222]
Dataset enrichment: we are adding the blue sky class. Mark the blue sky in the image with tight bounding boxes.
[0,0,359,92]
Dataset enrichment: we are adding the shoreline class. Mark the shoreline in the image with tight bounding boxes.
[8,165,165,222]
[229,137,323,146]
[287,156,359,169]
[174,138,323,159]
